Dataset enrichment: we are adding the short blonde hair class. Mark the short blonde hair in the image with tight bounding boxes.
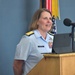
[29,8,52,31]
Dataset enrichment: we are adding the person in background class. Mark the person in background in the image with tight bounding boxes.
[13,8,54,75]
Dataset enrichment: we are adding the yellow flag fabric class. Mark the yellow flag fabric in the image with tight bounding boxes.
[52,0,60,19]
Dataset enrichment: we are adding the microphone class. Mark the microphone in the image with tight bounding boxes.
[63,18,75,26]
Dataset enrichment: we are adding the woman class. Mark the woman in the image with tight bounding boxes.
[13,8,54,75]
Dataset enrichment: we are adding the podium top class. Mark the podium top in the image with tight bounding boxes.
[43,52,75,57]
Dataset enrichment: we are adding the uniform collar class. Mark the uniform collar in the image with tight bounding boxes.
[34,30,51,42]
[34,30,42,38]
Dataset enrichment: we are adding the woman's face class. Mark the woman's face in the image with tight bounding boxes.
[37,11,52,32]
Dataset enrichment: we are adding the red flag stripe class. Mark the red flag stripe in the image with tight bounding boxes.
[46,0,52,12]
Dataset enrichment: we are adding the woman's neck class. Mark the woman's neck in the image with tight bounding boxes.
[38,29,47,39]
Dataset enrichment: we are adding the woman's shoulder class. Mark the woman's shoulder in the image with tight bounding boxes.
[48,32,54,36]
[20,31,34,40]
[22,31,35,40]
[25,31,34,36]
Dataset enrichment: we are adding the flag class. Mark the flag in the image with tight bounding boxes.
[46,0,52,13]
[40,0,46,8]
[51,16,57,34]
[45,0,60,19]
[52,0,60,19]
[40,0,60,19]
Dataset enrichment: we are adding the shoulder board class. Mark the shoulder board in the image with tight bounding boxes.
[48,32,54,36]
[26,31,34,36]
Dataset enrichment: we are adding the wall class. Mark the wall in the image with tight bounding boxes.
[0,0,39,75]
[57,0,75,33]
[0,0,75,75]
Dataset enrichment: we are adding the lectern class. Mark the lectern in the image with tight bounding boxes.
[27,53,75,75]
